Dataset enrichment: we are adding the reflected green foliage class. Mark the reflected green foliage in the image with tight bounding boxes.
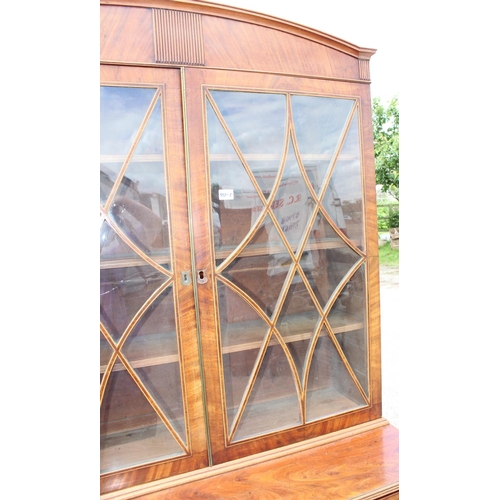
[372,97,399,201]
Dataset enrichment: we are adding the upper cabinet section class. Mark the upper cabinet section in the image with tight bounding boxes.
[100,1,376,81]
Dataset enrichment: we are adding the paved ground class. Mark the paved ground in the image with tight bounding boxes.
[379,265,399,429]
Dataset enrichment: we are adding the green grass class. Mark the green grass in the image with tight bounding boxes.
[378,242,399,267]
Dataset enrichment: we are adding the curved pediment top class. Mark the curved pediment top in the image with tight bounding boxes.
[101,0,376,60]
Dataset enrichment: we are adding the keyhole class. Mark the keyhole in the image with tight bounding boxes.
[180,271,191,286]
[197,269,208,284]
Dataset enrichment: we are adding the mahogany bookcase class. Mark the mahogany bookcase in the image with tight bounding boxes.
[100,1,399,497]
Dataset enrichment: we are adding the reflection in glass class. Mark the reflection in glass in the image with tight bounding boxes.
[327,264,366,325]
[107,193,168,264]
[219,283,271,432]
[210,90,286,194]
[207,101,262,253]
[219,215,291,317]
[122,286,179,368]
[100,87,171,268]
[101,163,123,206]
[306,330,366,422]
[100,265,169,342]
[292,95,354,194]
[100,86,156,156]
[301,212,361,308]
[272,140,316,252]
[100,369,185,473]
[100,86,156,207]
[330,265,368,396]
[276,271,320,380]
[207,89,368,441]
[322,109,364,249]
[100,218,126,260]
[100,85,185,474]
[100,331,114,375]
[233,342,300,441]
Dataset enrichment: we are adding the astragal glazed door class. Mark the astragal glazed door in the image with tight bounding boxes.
[99,66,208,493]
[185,69,379,465]
[100,66,380,489]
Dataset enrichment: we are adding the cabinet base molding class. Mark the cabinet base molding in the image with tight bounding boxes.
[102,418,398,499]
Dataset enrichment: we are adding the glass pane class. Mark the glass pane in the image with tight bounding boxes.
[292,95,354,194]
[327,265,366,331]
[335,329,368,398]
[322,109,364,249]
[111,101,169,263]
[100,332,113,380]
[273,141,316,252]
[219,282,270,432]
[100,264,169,343]
[306,330,366,422]
[100,87,157,206]
[276,271,320,341]
[331,265,368,396]
[276,271,320,380]
[101,87,171,269]
[207,102,263,255]
[207,90,369,443]
[100,85,185,474]
[100,86,156,156]
[301,212,361,308]
[109,169,170,267]
[100,218,127,261]
[122,286,185,441]
[100,163,123,206]
[232,342,300,441]
[121,286,178,362]
[100,370,185,473]
[209,90,287,194]
[219,216,291,318]
[100,284,187,473]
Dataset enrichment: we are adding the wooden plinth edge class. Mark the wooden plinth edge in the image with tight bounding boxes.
[102,418,398,499]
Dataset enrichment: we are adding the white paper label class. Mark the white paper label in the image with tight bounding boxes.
[218,189,234,201]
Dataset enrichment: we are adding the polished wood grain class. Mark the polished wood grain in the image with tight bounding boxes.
[101,2,388,497]
[101,5,155,63]
[121,424,399,499]
[102,0,376,58]
[152,8,204,65]
[201,15,360,80]
[184,67,382,467]
[100,65,209,494]
[100,1,376,83]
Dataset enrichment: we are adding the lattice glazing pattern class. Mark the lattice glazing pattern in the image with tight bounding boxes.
[100,86,187,473]
[206,90,369,442]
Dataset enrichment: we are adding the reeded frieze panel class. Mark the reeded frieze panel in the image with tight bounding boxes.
[153,9,205,65]
[358,59,370,81]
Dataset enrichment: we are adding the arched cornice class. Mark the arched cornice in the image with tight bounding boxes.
[101,0,376,60]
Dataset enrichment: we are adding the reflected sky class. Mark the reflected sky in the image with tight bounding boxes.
[210,90,287,159]
[100,86,157,156]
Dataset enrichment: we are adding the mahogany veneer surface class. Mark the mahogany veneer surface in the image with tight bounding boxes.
[132,425,399,499]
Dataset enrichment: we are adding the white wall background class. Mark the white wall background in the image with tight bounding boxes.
[215,0,401,103]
